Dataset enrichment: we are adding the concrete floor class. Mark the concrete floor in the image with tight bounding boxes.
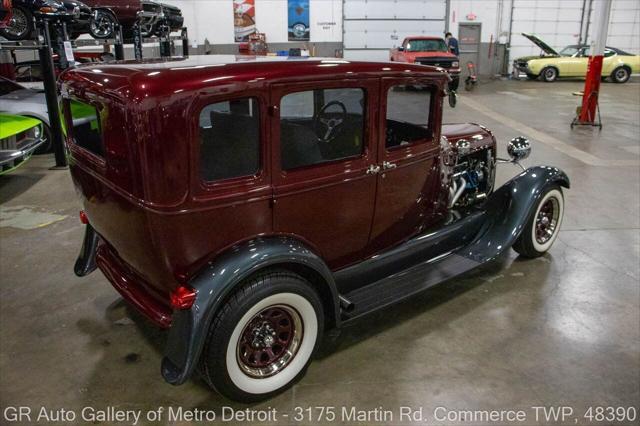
[1,78,638,425]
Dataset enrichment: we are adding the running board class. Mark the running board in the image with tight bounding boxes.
[341,252,480,321]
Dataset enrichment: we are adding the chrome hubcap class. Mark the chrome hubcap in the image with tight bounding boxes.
[536,198,560,244]
[91,12,114,37]
[237,304,303,378]
[616,69,627,80]
[6,9,28,37]
[546,69,555,79]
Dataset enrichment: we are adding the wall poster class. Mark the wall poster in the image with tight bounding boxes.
[288,0,310,41]
[234,0,256,42]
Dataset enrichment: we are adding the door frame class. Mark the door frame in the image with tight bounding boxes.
[268,78,381,268]
[269,78,380,187]
[378,77,440,168]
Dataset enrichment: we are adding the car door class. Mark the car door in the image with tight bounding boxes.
[567,47,590,76]
[271,79,379,269]
[366,77,442,255]
[601,49,618,75]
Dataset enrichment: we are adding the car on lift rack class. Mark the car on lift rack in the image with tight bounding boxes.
[61,56,569,402]
[82,0,183,40]
[0,0,69,40]
[0,0,12,28]
[513,33,640,83]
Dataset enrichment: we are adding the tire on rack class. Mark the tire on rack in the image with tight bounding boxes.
[0,6,34,41]
[610,66,631,84]
[89,9,118,39]
[541,67,559,82]
[512,185,564,258]
[199,269,324,402]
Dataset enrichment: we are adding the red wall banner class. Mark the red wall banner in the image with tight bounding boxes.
[234,0,256,42]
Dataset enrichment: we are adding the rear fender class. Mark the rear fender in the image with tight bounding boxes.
[161,236,338,385]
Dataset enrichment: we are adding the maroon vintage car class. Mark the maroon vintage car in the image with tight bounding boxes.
[83,0,183,39]
[60,56,569,402]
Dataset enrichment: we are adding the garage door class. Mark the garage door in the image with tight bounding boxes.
[343,0,447,61]
[509,0,585,64]
[593,0,640,54]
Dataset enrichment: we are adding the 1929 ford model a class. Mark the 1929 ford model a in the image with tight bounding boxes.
[60,56,569,402]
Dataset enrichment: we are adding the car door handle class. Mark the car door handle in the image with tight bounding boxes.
[382,161,397,170]
[366,164,381,174]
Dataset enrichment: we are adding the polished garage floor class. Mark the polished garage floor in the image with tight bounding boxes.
[1,78,638,425]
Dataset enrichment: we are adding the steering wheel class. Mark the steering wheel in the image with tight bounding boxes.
[314,100,348,143]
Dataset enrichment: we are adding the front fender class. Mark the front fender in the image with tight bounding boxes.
[461,165,569,263]
[161,236,338,385]
[526,59,552,75]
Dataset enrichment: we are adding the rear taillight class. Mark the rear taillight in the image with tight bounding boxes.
[79,210,88,224]
[170,285,197,310]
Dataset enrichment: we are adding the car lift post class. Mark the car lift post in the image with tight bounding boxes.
[37,18,67,168]
[114,25,125,60]
[181,27,189,57]
[132,23,143,60]
[159,26,171,57]
[55,21,72,70]
[572,0,612,128]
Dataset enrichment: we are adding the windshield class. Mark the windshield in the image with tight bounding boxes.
[0,78,26,96]
[559,46,580,56]
[405,39,448,52]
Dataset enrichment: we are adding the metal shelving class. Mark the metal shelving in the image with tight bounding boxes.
[1,16,190,169]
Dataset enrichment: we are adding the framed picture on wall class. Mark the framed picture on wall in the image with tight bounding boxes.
[234,0,256,42]
[288,0,310,41]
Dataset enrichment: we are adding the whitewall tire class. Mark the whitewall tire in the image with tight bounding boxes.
[199,270,324,402]
[226,293,317,394]
[513,186,564,258]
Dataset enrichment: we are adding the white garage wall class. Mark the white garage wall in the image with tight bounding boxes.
[598,0,640,54]
[162,0,342,46]
[448,0,511,43]
[508,0,584,63]
[506,0,640,63]
[102,0,638,62]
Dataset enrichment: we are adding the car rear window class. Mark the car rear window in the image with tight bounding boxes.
[66,99,104,157]
[199,97,260,182]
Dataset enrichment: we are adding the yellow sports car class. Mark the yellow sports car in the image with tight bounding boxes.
[513,33,640,83]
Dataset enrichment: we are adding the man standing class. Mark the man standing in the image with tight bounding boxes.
[445,32,459,56]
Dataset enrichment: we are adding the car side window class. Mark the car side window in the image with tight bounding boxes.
[604,49,616,58]
[280,88,365,170]
[65,99,104,157]
[199,97,260,182]
[385,85,432,149]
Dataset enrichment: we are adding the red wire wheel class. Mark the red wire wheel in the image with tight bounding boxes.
[236,304,303,378]
[535,197,560,245]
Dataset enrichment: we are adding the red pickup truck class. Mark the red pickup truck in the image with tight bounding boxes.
[390,36,460,90]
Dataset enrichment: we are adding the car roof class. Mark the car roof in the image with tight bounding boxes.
[61,55,449,99]
[565,44,620,51]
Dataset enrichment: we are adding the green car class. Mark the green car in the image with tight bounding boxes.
[0,113,45,175]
